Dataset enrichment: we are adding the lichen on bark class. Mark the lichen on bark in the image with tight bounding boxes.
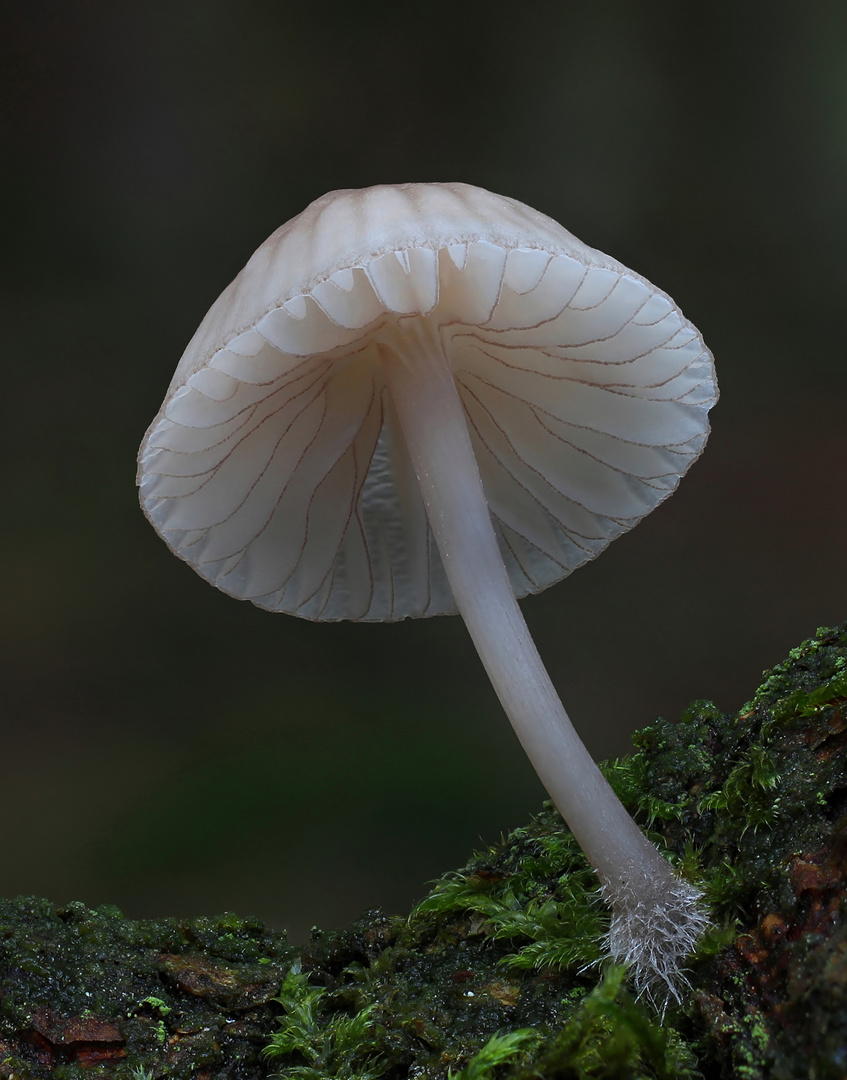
[1,624,845,1079]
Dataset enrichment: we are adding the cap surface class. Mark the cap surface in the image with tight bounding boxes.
[138,183,717,621]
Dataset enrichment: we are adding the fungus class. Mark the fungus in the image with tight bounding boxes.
[137,183,716,996]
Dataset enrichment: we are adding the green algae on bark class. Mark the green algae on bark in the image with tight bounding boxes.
[0,902,295,1078]
[1,624,845,1079]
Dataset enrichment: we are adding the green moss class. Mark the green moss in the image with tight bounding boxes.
[263,961,385,1079]
[258,623,847,1079]
[1,623,846,1079]
[448,1028,541,1079]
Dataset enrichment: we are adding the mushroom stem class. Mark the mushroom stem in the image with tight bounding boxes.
[380,318,707,996]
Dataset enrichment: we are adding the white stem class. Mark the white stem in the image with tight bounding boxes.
[380,320,707,996]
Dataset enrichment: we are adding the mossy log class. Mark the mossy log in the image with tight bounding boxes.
[1,624,845,1079]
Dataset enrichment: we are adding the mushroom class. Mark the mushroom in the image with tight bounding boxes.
[138,183,716,996]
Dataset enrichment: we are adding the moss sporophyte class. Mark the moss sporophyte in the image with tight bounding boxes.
[138,183,717,994]
[0,625,845,1076]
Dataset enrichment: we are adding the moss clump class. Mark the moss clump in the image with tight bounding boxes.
[1,624,845,1078]
[271,622,847,1079]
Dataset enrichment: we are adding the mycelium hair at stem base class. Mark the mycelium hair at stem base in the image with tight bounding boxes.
[137,182,717,996]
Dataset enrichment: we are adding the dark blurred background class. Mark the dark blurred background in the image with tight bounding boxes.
[2,0,845,943]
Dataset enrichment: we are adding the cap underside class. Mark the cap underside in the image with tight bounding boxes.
[139,240,715,621]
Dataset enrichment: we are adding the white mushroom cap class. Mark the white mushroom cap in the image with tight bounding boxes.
[138,183,716,622]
